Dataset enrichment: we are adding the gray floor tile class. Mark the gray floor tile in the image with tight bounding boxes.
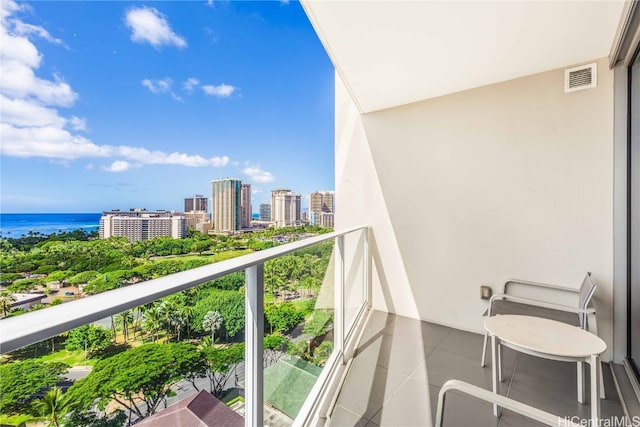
[437,328,486,360]
[497,410,547,427]
[356,332,431,377]
[507,369,590,419]
[369,379,432,426]
[382,315,451,347]
[425,348,505,390]
[328,405,369,427]
[515,353,578,384]
[359,310,396,343]
[335,356,409,420]
[428,385,499,427]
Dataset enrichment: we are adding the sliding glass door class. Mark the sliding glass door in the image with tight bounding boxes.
[630,50,640,376]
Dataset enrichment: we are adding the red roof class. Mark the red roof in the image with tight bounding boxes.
[136,391,244,427]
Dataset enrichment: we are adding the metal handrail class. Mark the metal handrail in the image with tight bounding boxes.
[435,380,582,427]
[0,225,367,354]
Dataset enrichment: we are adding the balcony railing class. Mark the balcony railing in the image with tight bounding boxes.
[0,225,370,427]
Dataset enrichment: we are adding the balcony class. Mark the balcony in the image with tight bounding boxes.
[329,311,625,426]
[0,225,632,427]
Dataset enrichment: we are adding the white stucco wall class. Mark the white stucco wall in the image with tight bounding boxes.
[335,59,615,360]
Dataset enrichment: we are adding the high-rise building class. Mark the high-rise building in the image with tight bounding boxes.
[271,189,302,228]
[259,204,271,222]
[183,194,209,231]
[240,183,252,229]
[211,178,242,232]
[184,195,208,213]
[310,191,335,214]
[99,209,186,242]
[310,211,335,228]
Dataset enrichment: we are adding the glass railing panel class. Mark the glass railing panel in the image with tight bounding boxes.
[343,228,367,339]
[0,275,248,426]
[262,238,335,426]
[0,226,368,427]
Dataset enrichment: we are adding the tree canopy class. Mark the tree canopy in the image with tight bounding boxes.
[66,343,206,420]
[65,325,112,357]
[0,360,69,414]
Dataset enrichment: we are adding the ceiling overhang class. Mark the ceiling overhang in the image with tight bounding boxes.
[302,1,627,114]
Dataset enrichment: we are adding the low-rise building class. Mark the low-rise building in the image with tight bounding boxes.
[99,209,186,242]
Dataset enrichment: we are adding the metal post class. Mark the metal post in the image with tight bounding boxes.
[335,236,345,361]
[364,228,371,308]
[245,264,264,427]
[590,355,601,424]
[491,335,502,417]
[577,361,584,404]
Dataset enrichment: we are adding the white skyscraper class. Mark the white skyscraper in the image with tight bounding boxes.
[271,189,302,228]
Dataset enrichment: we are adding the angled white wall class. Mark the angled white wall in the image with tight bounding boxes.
[336,60,616,360]
[334,73,417,319]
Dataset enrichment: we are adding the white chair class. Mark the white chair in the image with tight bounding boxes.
[481,272,602,399]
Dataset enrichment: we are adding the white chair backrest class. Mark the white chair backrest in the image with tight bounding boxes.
[578,272,597,328]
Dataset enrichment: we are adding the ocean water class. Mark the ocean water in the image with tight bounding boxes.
[0,213,101,238]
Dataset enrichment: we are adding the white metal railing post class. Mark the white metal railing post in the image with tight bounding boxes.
[245,264,264,427]
[364,228,370,308]
[335,235,345,361]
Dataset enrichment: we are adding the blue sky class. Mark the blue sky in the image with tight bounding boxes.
[0,0,335,213]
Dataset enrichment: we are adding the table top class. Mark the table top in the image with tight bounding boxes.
[484,315,606,358]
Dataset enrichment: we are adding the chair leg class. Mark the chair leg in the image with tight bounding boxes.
[481,332,488,367]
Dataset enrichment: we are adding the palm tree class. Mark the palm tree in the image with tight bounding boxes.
[0,292,15,317]
[158,301,176,340]
[31,387,74,427]
[114,310,134,342]
[178,305,193,339]
[202,311,223,344]
[143,305,162,343]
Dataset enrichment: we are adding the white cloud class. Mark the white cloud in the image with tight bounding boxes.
[183,77,199,92]
[85,163,95,170]
[13,21,65,46]
[103,160,130,173]
[125,7,186,49]
[243,165,274,183]
[0,3,229,172]
[68,116,87,131]
[142,77,172,94]
[202,83,236,98]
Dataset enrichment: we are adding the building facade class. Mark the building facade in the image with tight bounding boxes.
[240,183,252,229]
[310,211,334,228]
[99,209,186,242]
[183,194,209,232]
[184,194,208,213]
[310,191,335,214]
[271,189,302,228]
[259,204,271,222]
[211,179,242,232]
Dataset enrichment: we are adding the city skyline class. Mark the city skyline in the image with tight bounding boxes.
[0,1,335,213]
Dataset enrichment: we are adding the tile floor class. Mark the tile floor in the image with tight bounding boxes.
[328,311,624,427]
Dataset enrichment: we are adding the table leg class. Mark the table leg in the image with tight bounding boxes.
[498,343,503,383]
[491,335,501,417]
[577,361,584,404]
[590,355,601,424]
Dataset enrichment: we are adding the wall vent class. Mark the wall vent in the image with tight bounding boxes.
[564,63,597,93]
